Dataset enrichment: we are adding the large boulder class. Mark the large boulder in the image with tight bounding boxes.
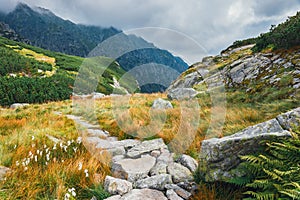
[167,88,198,100]
[198,109,298,182]
[151,98,173,110]
[276,107,300,131]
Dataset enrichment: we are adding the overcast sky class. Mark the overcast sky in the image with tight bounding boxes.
[1,0,300,64]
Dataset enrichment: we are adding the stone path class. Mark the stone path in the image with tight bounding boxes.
[65,114,198,200]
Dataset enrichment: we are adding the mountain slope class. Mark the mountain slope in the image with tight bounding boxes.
[0,36,137,106]
[0,3,188,93]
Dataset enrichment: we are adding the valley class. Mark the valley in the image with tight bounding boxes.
[0,2,299,200]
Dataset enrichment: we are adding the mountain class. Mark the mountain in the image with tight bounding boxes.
[0,3,188,93]
[0,21,30,44]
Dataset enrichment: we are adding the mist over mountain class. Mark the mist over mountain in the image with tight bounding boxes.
[0,3,188,92]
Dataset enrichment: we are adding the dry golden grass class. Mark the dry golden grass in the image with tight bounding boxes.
[0,91,298,199]
[0,102,110,199]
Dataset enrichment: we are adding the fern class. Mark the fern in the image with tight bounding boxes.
[241,131,300,199]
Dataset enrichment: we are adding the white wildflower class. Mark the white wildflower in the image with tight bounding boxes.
[76,137,82,144]
[63,146,67,152]
[78,162,82,170]
[73,147,77,153]
[14,144,17,149]
[64,193,70,200]
[35,155,38,162]
[16,161,20,166]
[31,136,35,140]
[67,140,71,146]
[84,169,89,177]
[24,167,28,171]
[53,144,57,150]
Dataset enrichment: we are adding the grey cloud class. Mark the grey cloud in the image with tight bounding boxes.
[1,0,300,64]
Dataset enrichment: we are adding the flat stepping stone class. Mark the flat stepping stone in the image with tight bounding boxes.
[112,155,156,182]
[126,138,167,158]
[121,189,168,200]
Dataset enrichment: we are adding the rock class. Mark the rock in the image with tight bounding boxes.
[101,147,126,157]
[135,174,173,190]
[104,176,133,195]
[126,139,167,158]
[152,98,173,109]
[0,166,10,181]
[276,107,300,131]
[104,195,121,200]
[10,103,29,109]
[150,149,174,176]
[150,162,168,176]
[87,129,108,138]
[167,163,193,183]
[167,88,198,100]
[93,92,105,99]
[176,154,198,173]
[166,189,184,200]
[150,150,161,158]
[165,184,192,200]
[112,155,156,182]
[199,118,292,182]
[120,189,168,200]
[112,139,141,149]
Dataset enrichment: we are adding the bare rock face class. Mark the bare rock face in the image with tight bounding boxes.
[198,108,300,182]
[104,176,133,195]
[167,88,198,100]
[276,107,300,131]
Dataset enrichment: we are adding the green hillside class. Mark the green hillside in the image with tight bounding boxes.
[0,36,137,106]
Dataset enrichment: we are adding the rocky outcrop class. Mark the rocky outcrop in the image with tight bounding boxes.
[167,88,198,100]
[151,98,173,109]
[0,22,30,44]
[199,107,299,182]
[167,45,300,97]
